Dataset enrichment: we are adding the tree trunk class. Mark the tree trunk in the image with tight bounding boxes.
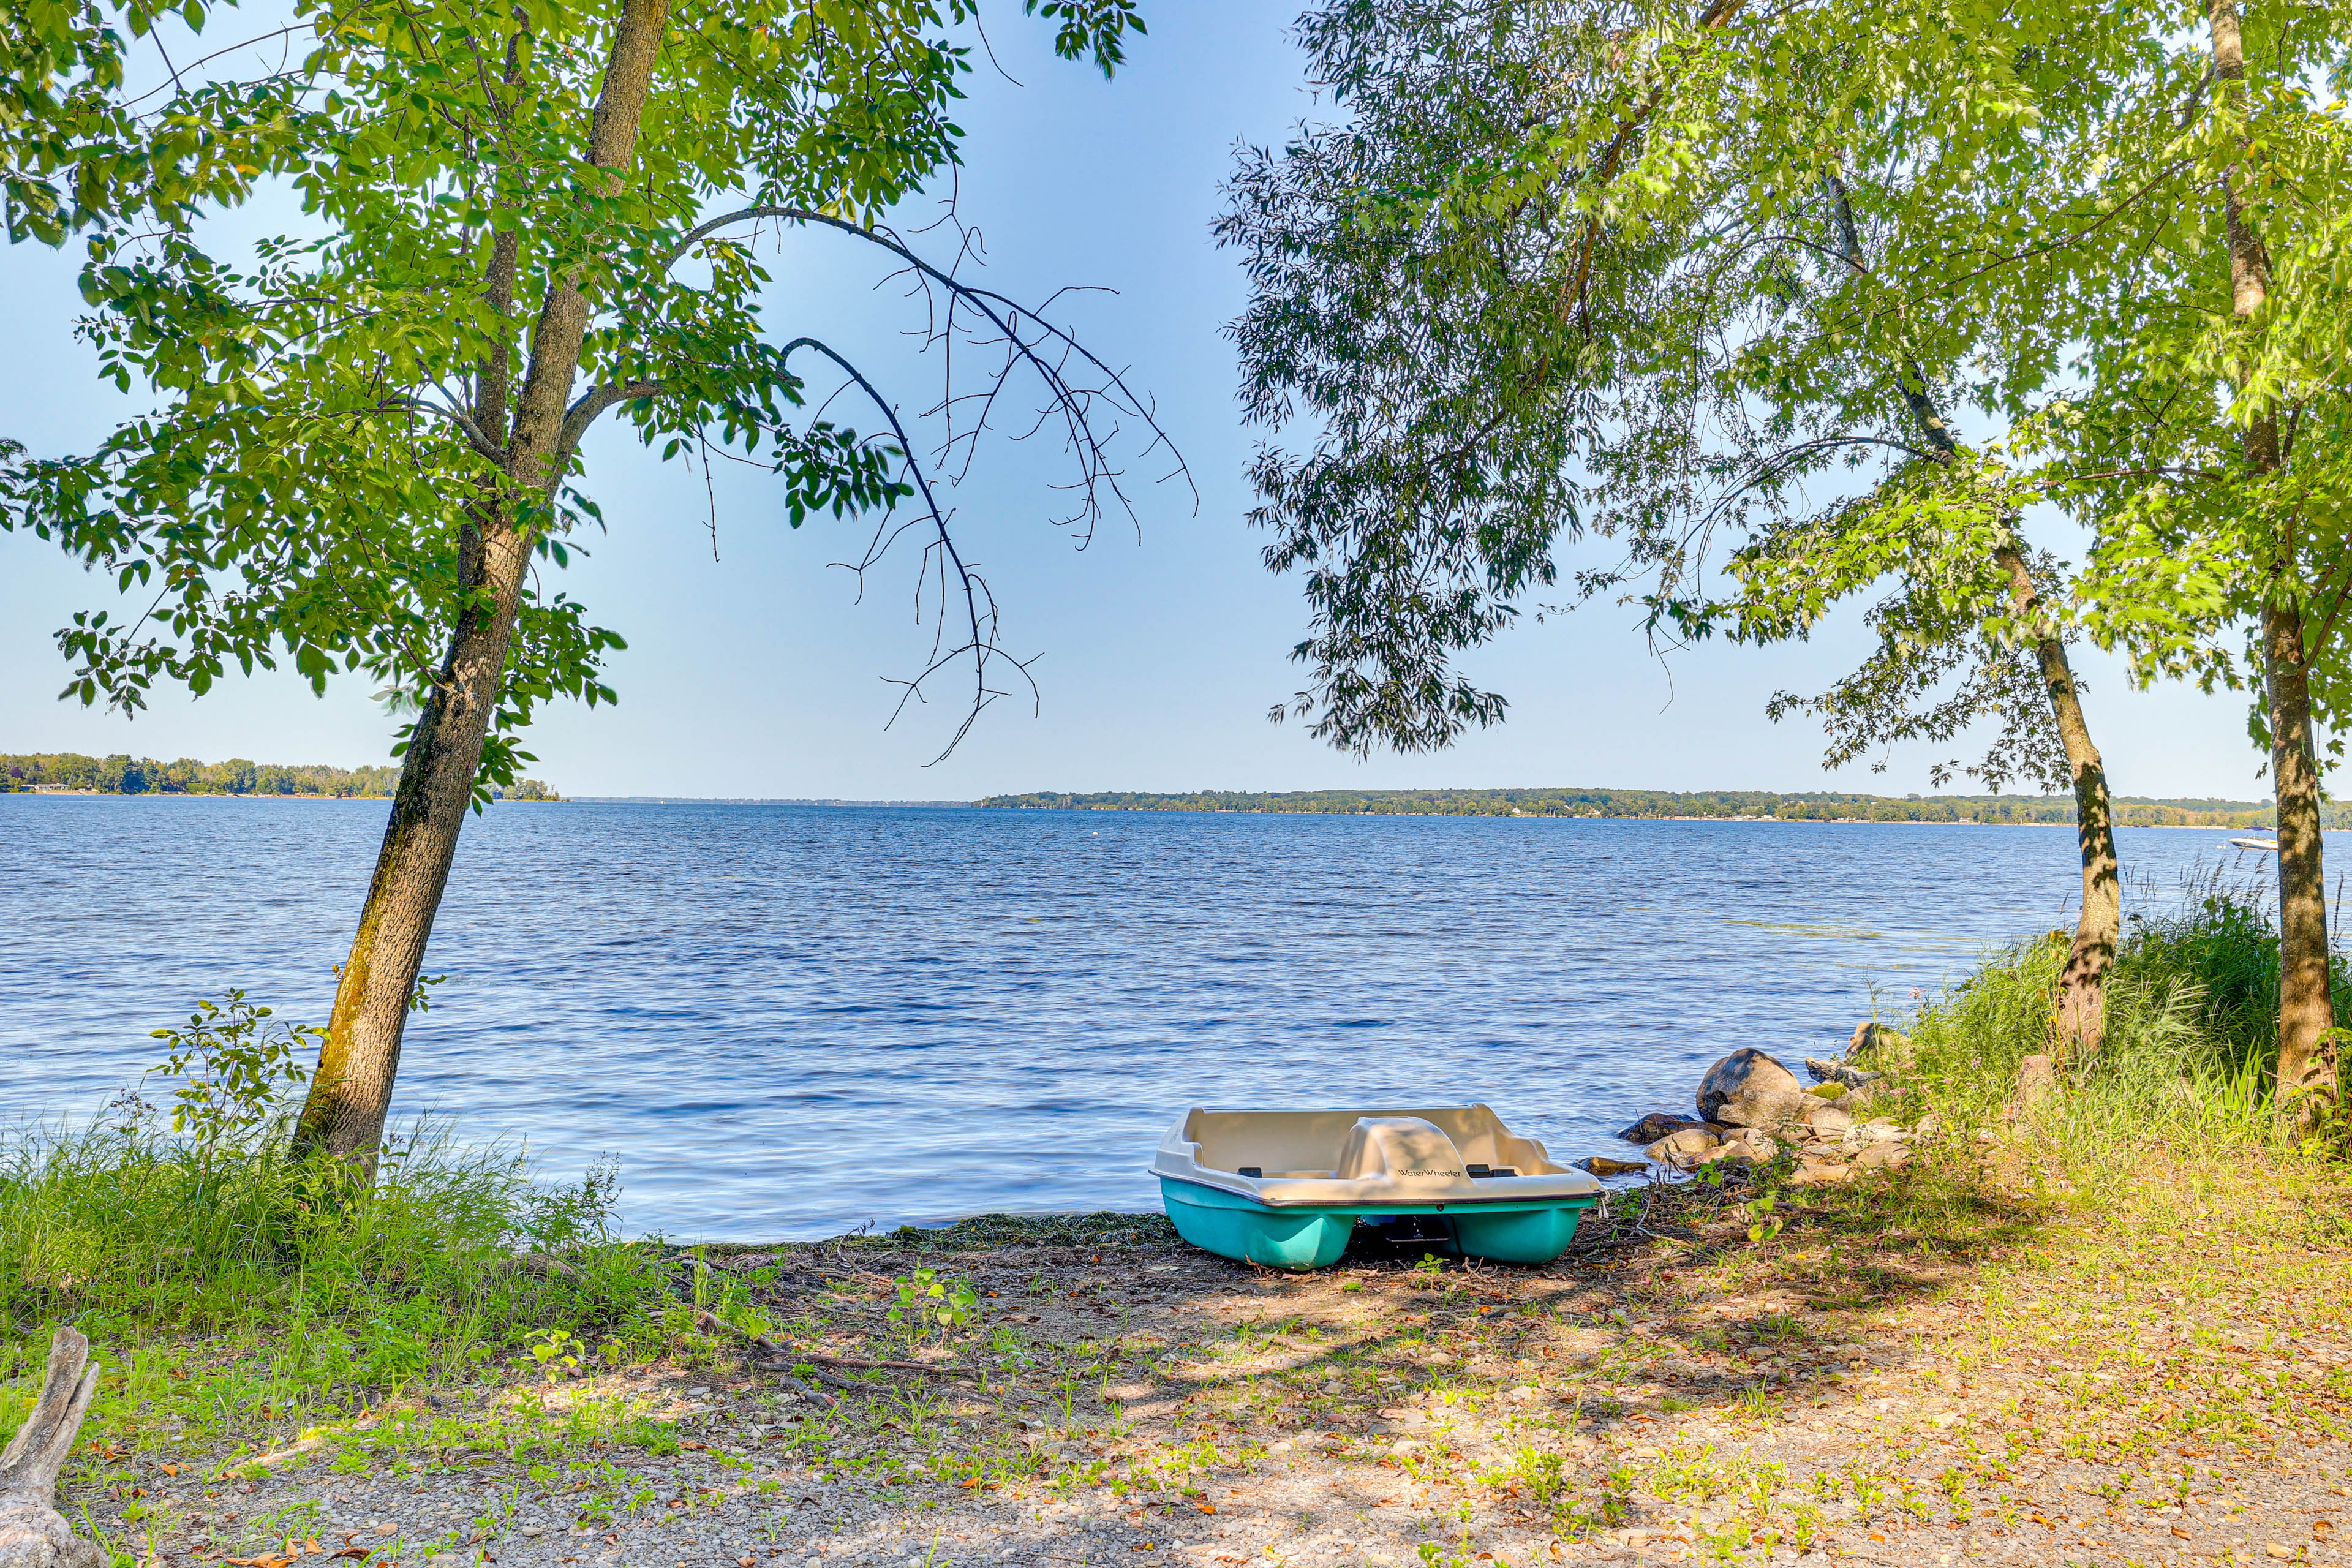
[290,526,536,1169]
[289,0,674,1174]
[1995,545,2120,1061]
[2209,0,2337,1128]
[1825,173,2126,1059]
[2267,600,2337,1127]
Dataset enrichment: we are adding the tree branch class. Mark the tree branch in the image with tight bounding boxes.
[662,202,1193,537]
[370,395,508,464]
[557,379,665,456]
[778,335,1031,764]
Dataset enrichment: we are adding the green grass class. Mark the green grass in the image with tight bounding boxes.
[1899,877,2352,1166]
[0,1101,682,1461]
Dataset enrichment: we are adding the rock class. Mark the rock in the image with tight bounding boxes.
[1801,1104,1855,1136]
[1697,1048,1804,1120]
[1615,1111,1709,1144]
[1806,1080,1847,1100]
[1849,1021,1910,1058]
[1853,1120,1907,1144]
[1645,1128,1721,1170]
[1839,1080,1893,1115]
[1788,1156,1855,1186]
[1716,1087,1815,1134]
[1852,1142,1910,1173]
[1575,1155,1649,1177]
[1806,1056,1883,1088]
[1696,1142,1757,1166]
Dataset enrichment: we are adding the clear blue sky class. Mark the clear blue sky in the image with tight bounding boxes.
[0,1,2272,801]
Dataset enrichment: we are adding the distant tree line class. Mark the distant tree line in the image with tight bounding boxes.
[978,789,2328,831]
[2,752,559,801]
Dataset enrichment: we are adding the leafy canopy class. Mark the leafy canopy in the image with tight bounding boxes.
[1226,0,2352,781]
[3,0,1152,790]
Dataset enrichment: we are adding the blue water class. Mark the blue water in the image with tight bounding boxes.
[0,796,2277,1237]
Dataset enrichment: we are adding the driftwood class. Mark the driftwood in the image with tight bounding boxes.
[0,1328,102,1568]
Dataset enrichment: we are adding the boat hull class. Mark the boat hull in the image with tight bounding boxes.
[1158,1177,1599,1270]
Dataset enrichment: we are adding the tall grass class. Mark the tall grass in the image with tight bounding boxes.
[1903,874,2351,1163]
[0,1100,669,1425]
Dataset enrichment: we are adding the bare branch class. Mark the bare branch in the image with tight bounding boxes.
[664,203,1195,539]
[779,335,1036,764]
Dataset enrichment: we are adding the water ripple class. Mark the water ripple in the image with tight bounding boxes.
[0,796,2266,1238]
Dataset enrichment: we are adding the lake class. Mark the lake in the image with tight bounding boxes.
[0,796,2276,1237]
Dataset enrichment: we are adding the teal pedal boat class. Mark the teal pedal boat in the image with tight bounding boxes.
[1152,1104,1603,1270]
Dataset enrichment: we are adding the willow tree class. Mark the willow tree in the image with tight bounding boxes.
[1221,0,2128,1054]
[3,0,1174,1173]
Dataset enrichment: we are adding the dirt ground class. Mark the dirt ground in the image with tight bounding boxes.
[69,1173,2352,1568]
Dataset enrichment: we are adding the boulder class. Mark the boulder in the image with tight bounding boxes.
[1697,1048,1804,1120]
[1575,1155,1649,1178]
[1715,1087,1814,1135]
[1615,1111,1710,1145]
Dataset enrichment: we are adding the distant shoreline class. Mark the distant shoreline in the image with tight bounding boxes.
[11,793,2312,830]
[974,786,2315,831]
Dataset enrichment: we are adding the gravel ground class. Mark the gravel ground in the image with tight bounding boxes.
[61,1172,2352,1568]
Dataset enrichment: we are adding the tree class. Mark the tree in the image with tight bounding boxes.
[1219,0,2128,1052]
[2019,0,2352,1126]
[4,0,1175,1174]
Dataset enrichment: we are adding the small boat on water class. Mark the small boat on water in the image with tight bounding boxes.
[2230,837,2280,851]
[1153,1103,1603,1270]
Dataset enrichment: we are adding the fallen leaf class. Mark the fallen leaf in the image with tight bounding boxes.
[328,1550,371,1560]
[1193,1501,1215,1515]
[958,1479,982,1488]
[2173,1526,2193,1539]
[161,1465,182,1477]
